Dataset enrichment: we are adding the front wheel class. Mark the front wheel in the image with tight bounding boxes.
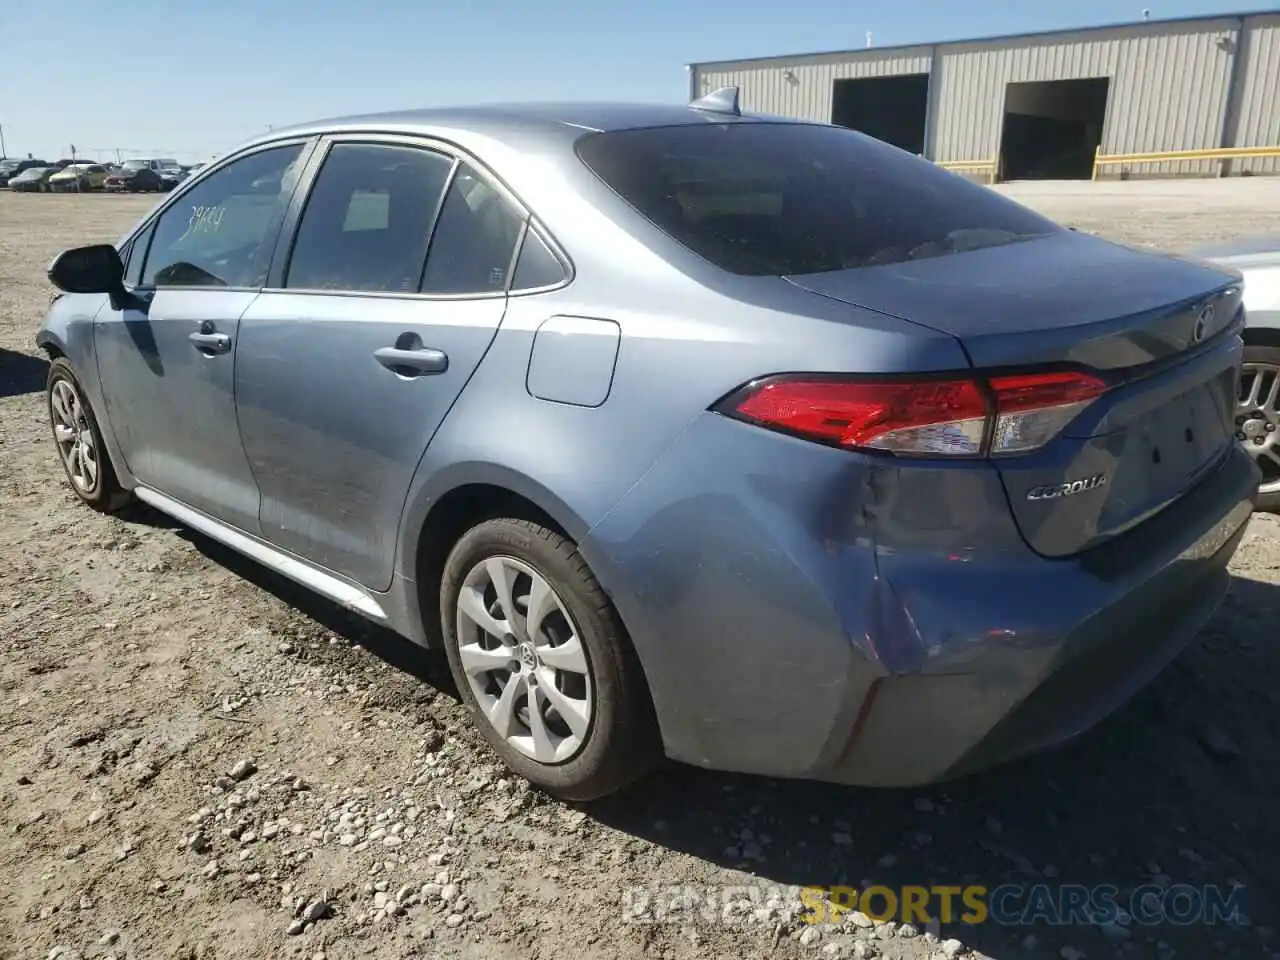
[439,518,660,801]
[46,358,131,512]
[1238,343,1280,512]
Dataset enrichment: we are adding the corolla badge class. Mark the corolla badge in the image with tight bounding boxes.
[1026,474,1108,501]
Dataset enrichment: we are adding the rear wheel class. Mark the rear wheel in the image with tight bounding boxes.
[1238,343,1280,512]
[439,518,659,801]
[46,358,130,512]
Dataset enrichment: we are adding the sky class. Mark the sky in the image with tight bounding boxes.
[2,0,1277,163]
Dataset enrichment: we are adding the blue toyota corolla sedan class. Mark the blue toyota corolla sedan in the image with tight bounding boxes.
[37,89,1260,800]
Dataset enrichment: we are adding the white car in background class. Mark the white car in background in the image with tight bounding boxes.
[1195,235,1280,511]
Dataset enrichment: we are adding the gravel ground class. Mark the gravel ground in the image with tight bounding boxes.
[1,182,1278,960]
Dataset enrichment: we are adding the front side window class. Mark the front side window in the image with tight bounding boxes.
[420,164,525,295]
[123,222,155,287]
[575,123,1059,276]
[140,144,305,289]
[285,142,454,293]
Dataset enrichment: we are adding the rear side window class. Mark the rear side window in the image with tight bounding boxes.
[511,226,566,291]
[420,164,524,295]
[285,143,454,293]
[575,123,1058,276]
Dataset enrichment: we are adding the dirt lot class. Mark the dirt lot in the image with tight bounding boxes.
[1,183,1278,960]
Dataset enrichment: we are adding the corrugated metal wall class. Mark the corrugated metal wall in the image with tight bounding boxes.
[691,13,1280,181]
[1229,13,1280,175]
[932,19,1238,177]
[694,48,932,123]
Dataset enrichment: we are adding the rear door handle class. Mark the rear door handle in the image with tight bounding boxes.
[189,331,231,355]
[374,346,449,376]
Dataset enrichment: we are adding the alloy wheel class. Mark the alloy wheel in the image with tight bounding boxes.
[50,378,99,494]
[455,556,594,764]
[1237,361,1280,495]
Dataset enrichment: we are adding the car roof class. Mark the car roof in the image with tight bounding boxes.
[240,102,791,151]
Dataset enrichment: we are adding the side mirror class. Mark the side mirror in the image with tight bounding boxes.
[47,244,124,295]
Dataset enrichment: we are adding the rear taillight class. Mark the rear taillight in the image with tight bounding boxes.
[987,371,1107,454]
[716,370,1108,458]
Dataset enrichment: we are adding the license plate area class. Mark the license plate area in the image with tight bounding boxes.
[1100,381,1232,522]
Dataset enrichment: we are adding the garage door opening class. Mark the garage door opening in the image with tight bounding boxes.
[831,74,929,155]
[999,77,1110,181]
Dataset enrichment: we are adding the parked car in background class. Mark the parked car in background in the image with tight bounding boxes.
[186,162,206,177]
[0,158,51,187]
[36,96,1260,800]
[103,159,164,193]
[1194,234,1280,511]
[158,165,187,191]
[48,163,109,192]
[52,159,76,170]
[8,166,57,192]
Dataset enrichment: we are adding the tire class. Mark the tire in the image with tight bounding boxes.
[439,518,660,801]
[1240,343,1280,513]
[46,358,131,513]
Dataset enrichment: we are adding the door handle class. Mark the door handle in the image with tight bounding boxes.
[374,346,449,376]
[189,331,231,355]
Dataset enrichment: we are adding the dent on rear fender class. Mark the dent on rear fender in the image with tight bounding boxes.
[585,412,1037,671]
[579,412,1038,770]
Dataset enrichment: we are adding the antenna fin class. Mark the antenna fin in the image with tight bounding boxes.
[689,85,742,116]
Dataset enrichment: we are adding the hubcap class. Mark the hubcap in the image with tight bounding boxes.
[455,556,593,764]
[50,379,98,494]
[1237,362,1280,494]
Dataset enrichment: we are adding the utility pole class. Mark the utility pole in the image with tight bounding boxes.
[0,123,7,159]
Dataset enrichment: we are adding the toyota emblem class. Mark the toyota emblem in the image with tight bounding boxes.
[1192,303,1214,344]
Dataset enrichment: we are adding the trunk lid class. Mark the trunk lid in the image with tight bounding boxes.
[788,230,1247,557]
[786,230,1240,370]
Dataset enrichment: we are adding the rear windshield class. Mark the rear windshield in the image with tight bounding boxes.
[575,123,1058,276]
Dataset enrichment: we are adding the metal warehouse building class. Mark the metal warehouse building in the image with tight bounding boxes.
[688,10,1280,181]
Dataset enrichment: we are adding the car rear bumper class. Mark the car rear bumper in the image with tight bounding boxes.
[831,447,1255,786]
[583,413,1258,787]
